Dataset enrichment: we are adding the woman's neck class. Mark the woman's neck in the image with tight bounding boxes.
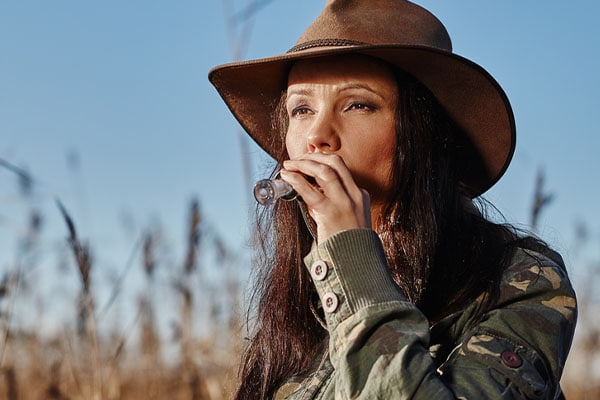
[371,202,386,234]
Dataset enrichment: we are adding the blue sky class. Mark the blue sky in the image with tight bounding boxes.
[1,1,599,327]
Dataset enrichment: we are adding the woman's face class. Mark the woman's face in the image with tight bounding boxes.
[285,54,398,204]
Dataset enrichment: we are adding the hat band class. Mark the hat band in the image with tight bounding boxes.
[288,39,367,53]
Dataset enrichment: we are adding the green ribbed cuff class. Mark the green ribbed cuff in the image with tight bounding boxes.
[304,229,406,328]
[323,229,406,310]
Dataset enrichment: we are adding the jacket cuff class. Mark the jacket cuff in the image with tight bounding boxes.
[304,229,406,329]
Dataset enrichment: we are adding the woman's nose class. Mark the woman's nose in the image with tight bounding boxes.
[306,113,340,153]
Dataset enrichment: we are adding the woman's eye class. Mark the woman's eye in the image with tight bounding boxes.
[290,106,311,117]
[347,102,375,111]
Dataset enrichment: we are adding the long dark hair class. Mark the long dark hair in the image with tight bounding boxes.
[234,64,517,400]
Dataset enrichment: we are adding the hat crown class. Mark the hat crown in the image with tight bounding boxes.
[294,0,452,52]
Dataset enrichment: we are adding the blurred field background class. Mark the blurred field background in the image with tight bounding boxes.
[2,1,599,399]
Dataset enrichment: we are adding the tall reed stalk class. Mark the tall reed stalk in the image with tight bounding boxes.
[57,199,102,400]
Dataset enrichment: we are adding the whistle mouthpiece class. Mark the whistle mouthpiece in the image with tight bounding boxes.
[253,179,297,206]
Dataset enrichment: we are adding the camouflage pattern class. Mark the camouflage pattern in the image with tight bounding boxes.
[275,229,577,399]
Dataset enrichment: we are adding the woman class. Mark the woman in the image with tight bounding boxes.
[209,1,577,399]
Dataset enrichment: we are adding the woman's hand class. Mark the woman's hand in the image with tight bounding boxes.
[280,153,371,243]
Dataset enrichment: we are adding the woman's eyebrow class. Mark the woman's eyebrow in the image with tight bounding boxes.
[338,83,385,99]
[287,83,386,99]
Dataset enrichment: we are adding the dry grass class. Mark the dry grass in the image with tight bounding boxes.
[0,218,244,399]
[0,161,245,398]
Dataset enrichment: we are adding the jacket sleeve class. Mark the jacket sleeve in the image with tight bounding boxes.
[303,229,577,399]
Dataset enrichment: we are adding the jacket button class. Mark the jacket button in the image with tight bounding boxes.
[310,260,328,281]
[501,350,522,368]
[322,292,339,313]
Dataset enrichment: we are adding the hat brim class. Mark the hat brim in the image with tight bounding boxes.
[208,44,515,197]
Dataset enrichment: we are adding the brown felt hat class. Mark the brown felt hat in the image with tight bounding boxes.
[208,0,515,197]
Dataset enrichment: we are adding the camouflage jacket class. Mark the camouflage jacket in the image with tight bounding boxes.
[276,229,577,400]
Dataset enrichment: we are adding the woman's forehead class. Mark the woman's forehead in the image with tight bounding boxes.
[287,54,397,91]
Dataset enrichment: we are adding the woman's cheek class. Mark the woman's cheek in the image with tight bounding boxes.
[285,132,304,159]
[284,132,296,158]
